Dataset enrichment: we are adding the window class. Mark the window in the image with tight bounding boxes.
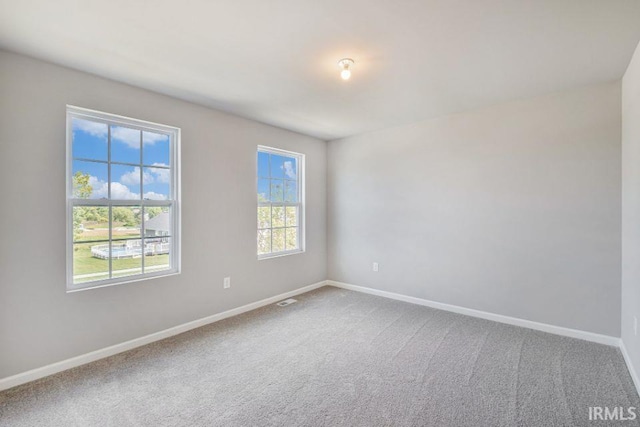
[257,146,304,258]
[66,106,180,291]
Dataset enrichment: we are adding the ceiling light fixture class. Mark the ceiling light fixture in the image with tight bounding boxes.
[338,58,354,80]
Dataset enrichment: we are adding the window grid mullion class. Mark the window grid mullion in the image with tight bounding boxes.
[268,153,273,254]
[71,199,173,206]
[72,158,171,169]
[140,130,145,274]
[73,235,173,245]
[107,125,112,278]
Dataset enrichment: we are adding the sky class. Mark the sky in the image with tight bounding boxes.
[73,119,299,203]
[257,151,298,202]
[72,118,170,200]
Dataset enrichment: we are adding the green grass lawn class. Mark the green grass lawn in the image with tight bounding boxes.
[75,235,111,242]
[73,243,170,283]
[75,223,139,242]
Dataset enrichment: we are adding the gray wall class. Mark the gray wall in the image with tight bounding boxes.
[328,82,622,336]
[0,50,327,378]
[622,40,640,378]
[0,47,627,380]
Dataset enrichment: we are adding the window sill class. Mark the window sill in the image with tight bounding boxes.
[66,270,180,293]
[258,249,305,261]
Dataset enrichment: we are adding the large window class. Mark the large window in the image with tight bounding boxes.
[66,106,180,291]
[257,146,304,258]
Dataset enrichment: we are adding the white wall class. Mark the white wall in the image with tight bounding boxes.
[328,82,622,336]
[0,50,327,378]
[622,40,640,382]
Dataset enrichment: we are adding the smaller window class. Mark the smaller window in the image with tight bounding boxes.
[257,146,304,259]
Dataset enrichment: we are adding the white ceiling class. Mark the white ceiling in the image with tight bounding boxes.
[1,0,640,140]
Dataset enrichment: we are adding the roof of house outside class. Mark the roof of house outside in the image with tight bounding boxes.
[145,212,170,233]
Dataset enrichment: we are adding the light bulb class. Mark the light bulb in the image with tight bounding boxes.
[338,58,354,81]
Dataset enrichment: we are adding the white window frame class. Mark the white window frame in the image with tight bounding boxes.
[66,105,181,292]
[257,146,305,260]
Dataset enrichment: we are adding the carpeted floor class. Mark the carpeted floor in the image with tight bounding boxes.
[1,286,638,426]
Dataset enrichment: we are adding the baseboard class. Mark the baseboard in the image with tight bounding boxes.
[620,340,640,397]
[1,279,626,394]
[0,280,328,392]
[327,280,619,347]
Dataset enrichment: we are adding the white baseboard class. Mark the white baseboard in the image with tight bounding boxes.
[327,280,620,347]
[620,340,640,397]
[0,280,328,392]
[3,280,633,396]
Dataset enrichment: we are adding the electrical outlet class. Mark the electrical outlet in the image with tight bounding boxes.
[223,277,231,289]
[634,316,638,336]
[373,262,379,272]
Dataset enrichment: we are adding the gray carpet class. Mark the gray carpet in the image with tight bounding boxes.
[1,286,638,426]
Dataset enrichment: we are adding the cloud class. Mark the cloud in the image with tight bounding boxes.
[89,176,138,200]
[88,176,109,198]
[73,119,107,139]
[74,121,168,150]
[111,182,141,200]
[143,192,167,201]
[112,128,168,149]
[111,126,141,149]
[120,168,154,186]
[88,175,167,200]
[283,161,296,179]
[150,164,170,183]
[119,166,169,186]
[143,132,168,146]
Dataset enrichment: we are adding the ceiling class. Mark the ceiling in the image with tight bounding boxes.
[1,0,640,140]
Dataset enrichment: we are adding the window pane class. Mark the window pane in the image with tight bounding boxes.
[73,242,109,284]
[270,179,284,202]
[72,118,107,161]
[285,180,297,202]
[68,107,179,289]
[143,131,170,167]
[285,206,298,227]
[272,228,285,252]
[258,229,271,255]
[111,125,141,164]
[72,161,108,199]
[270,154,285,178]
[143,167,170,200]
[111,164,141,200]
[144,237,171,273]
[286,227,298,250]
[257,151,270,178]
[112,240,143,278]
[258,178,270,202]
[272,206,285,228]
[258,206,271,229]
[112,206,142,239]
[144,206,171,237]
[282,157,297,180]
[73,206,109,242]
